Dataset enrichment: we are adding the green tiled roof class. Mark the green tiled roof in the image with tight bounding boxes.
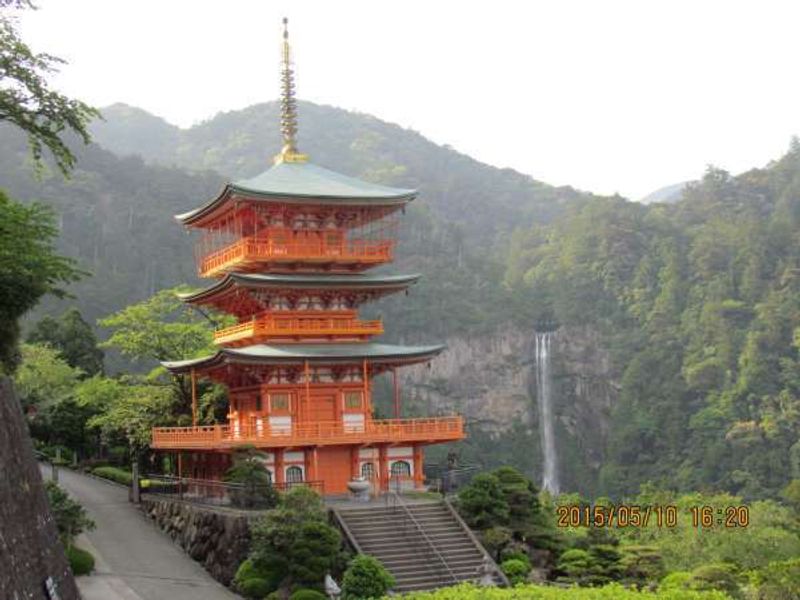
[162,342,445,373]
[176,161,416,225]
[179,272,420,304]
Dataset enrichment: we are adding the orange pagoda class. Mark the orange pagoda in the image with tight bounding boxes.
[151,20,464,495]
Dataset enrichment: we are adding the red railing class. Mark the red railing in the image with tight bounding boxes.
[151,416,464,450]
[214,313,384,345]
[200,237,393,277]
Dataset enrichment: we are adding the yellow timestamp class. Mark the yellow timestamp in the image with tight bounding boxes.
[556,504,750,528]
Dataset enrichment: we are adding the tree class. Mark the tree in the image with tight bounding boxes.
[341,554,395,599]
[249,487,343,591]
[0,2,98,175]
[27,308,104,375]
[98,286,226,417]
[13,343,82,411]
[0,191,83,373]
[87,380,175,455]
[224,447,279,509]
[457,473,509,530]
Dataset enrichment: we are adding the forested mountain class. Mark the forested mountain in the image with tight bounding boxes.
[5,98,800,501]
[507,140,800,498]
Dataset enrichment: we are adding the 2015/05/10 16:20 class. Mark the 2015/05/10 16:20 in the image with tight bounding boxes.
[556,504,750,528]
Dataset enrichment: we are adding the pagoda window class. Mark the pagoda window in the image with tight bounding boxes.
[361,462,375,480]
[286,466,304,484]
[390,461,412,478]
[270,393,291,412]
[344,391,363,410]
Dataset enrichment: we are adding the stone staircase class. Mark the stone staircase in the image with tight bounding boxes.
[332,498,507,593]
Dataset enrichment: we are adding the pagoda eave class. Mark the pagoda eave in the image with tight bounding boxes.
[179,272,421,306]
[162,342,446,375]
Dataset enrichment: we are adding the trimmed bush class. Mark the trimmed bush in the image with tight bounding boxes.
[66,545,94,575]
[239,577,273,599]
[234,558,283,596]
[289,589,327,600]
[92,466,132,485]
[341,554,395,599]
[501,558,530,585]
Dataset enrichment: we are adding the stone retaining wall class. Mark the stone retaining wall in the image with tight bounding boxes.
[141,496,254,585]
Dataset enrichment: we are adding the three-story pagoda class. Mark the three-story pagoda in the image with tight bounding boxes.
[151,20,464,495]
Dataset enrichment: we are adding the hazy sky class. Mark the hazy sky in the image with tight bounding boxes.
[14,0,800,199]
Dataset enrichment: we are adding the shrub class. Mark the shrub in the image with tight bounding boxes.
[66,545,94,576]
[225,447,279,509]
[659,571,691,591]
[501,558,530,585]
[289,589,327,600]
[397,582,733,598]
[687,563,741,598]
[501,550,531,569]
[341,554,395,599]
[239,577,273,599]
[92,465,132,485]
[45,480,94,547]
[234,558,283,594]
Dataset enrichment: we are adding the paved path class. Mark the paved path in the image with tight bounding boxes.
[42,466,238,600]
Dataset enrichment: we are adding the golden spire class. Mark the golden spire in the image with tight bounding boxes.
[274,17,308,164]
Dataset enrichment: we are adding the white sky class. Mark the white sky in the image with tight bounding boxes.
[14,0,800,199]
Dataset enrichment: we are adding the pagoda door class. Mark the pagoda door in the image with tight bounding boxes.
[308,393,336,427]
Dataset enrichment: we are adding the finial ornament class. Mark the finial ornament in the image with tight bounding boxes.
[274,17,308,164]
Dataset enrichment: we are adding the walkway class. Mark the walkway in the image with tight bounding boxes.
[42,466,238,600]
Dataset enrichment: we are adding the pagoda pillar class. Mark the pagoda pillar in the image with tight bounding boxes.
[305,447,318,482]
[350,446,360,480]
[413,445,425,489]
[274,448,285,485]
[378,445,389,492]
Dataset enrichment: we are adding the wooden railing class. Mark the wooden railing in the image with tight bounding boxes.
[214,313,384,345]
[151,416,464,449]
[200,237,393,277]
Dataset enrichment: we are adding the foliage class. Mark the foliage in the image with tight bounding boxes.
[238,577,273,600]
[685,564,742,599]
[619,545,665,588]
[91,466,132,485]
[233,558,284,597]
[27,308,104,375]
[249,487,343,590]
[500,558,530,585]
[618,489,800,572]
[397,581,732,599]
[224,446,279,509]
[0,3,98,175]
[13,343,82,410]
[98,287,227,418]
[86,382,175,453]
[66,545,94,576]
[748,558,800,600]
[44,480,94,548]
[457,473,509,529]
[290,589,327,600]
[0,191,83,373]
[340,554,395,599]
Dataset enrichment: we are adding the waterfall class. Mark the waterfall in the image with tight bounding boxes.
[534,331,559,494]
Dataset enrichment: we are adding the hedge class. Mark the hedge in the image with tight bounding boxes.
[66,546,94,576]
[398,582,732,599]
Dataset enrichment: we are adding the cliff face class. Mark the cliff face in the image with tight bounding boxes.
[401,325,619,495]
[0,378,79,600]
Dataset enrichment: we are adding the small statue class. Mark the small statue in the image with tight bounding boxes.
[325,573,341,598]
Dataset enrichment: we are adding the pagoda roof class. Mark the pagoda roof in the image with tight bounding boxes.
[180,272,421,304]
[162,342,445,374]
[176,161,417,226]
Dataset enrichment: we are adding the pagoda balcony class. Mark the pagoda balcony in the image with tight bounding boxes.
[200,237,393,278]
[214,312,384,346]
[151,416,464,450]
